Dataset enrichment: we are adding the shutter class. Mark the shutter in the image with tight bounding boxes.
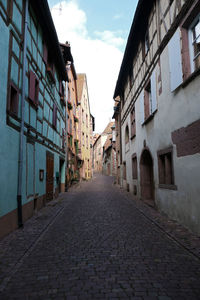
[151,69,157,113]
[140,92,144,124]
[29,71,36,102]
[181,27,191,80]
[43,42,48,64]
[35,78,39,106]
[144,89,150,120]
[53,104,57,129]
[168,29,183,91]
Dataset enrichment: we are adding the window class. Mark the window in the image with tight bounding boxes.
[8,83,19,116]
[132,154,137,179]
[62,129,65,150]
[29,71,39,107]
[129,68,134,88]
[125,125,129,144]
[143,70,157,122]
[189,14,200,71]
[59,81,65,104]
[144,81,151,120]
[142,30,150,59]
[43,41,48,65]
[157,147,177,190]
[130,106,136,138]
[180,5,200,81]
[145,30,150,53]
[52,103,57,130]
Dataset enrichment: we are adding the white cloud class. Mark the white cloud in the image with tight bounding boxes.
[50,0,123,133]
[94,30,125,47]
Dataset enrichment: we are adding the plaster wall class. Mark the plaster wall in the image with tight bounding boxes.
[0,0,66,228]
[122,43,200,234]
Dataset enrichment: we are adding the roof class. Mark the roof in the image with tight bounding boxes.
[30,0,68,81]
[60,43,74,64]
[93,134,101,147]
[102,122,114,135]
[113,0,155,98]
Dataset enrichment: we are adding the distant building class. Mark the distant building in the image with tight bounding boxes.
[0,0,68,238]
[77,74,94,180]
[93,122,114,174]
[102,124,117,177]
[61,43,80,187]
[114,0,200,234]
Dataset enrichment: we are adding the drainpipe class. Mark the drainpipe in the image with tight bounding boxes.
[17,0,29,228]
[65,79,69,191]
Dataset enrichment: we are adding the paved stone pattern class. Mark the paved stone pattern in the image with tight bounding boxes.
[0,174,200,299]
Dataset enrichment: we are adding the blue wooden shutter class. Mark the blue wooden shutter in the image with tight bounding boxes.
[140,92,144,124]
[151,69,157,113]
[168,29,183,91]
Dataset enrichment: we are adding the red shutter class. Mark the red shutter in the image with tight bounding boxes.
[35,78,39,106]
[53,104,57,129]
[43,42,48,65]
[29,71,36,102]
[181,27,191,81]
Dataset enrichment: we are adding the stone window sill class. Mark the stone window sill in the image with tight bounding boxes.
[159,184,177,190]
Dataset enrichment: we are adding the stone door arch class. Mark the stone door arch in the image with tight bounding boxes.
[140,149,154,206]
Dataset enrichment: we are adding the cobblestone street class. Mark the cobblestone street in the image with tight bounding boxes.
[0,174,200,300]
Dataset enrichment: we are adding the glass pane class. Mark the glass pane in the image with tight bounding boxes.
[195,21,200,42]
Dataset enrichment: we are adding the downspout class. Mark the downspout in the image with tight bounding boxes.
[65,79,69,191]
[17,0,29,228]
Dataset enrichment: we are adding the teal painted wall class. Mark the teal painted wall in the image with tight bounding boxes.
[0,0,66,221]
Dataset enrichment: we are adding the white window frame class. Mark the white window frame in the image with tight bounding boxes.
[188,13,200,73]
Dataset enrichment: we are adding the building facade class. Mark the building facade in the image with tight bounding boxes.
[0,0,67,238]
[114,0,200,234]
[77,74,94,180]
[61,43,80,187]
[102,125,117,177]
[93,122,115,174]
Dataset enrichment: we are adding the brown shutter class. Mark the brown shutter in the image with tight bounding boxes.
[53,104,57,129]
[35,78,39,106]
[29,71,36,102]
[43,42,48,65]
[181,27,191,81]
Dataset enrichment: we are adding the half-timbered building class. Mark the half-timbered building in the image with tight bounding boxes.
[0,0,68,238]
[114,0,200,234]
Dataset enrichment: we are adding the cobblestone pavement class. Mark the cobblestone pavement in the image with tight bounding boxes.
[0,174,200,300]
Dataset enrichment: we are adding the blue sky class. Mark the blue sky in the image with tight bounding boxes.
[48,0,138,132]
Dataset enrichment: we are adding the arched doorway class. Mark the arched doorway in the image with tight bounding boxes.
[140,149,154,206]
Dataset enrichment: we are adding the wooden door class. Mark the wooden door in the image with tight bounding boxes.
[140,149,154,205]
[46,151,54,201]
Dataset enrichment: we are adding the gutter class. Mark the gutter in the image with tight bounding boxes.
[17,0,29,227]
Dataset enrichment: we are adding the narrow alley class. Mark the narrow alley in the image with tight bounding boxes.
[0,174,200,300]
